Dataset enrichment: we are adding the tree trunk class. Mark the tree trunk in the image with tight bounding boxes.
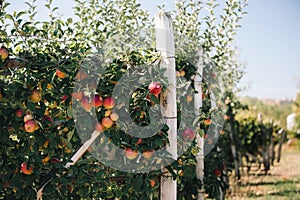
[269,121,275,166]
[258,114,270,175]
[229,118,241,181]
[277,128,285,163]
[155,11,177,200]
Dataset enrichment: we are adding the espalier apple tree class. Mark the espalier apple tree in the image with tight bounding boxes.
[0,0,248,199]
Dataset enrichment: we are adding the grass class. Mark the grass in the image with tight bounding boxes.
[243,177,300,200]
[227,140,300,200]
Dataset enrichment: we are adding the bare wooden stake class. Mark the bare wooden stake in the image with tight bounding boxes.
[155,11,177,200]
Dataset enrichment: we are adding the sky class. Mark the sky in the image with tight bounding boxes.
[6,0,300,100]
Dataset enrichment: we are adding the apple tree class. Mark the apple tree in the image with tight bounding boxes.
[0,0,248,199]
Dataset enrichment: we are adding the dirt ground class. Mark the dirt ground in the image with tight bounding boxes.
[227,143,300,200]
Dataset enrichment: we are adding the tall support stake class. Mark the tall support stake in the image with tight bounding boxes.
[155,11,177,200]
[194,47,205,200]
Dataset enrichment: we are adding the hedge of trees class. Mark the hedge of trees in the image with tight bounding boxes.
[1,1,287,200]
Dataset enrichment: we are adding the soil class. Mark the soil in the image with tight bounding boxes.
[227,143,300,200]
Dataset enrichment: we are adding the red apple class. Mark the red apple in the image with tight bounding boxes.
[43,115,53,123]
[148,82,162,97]
[72,91,84,101]
[142,150,154,159]
[51,158,61,164]
[104,109,112,117]
[150,179,155,187]
[30,90,42,103]
[109,112,119,121]
[186,95,193,102]
[214,168,221,177]
[125,148,138,160]
[15,109,24,118]
[75,70,88,80]
[182,129,195,140]
[136,138,143,145]
[103,97,115,109]
[81,96,92,112]
[180,70,186,76]
[219,130,225,135]
[24,120,36,133]
[204,119,212,125]
[0,47,8,60]
[61,95,68,101]
[55,68,66,78]
[224,115,230,120]
[95,122,105,132]
[101,117,113,128]
[92,94,103,107]
[20,162,33,175]
[23,114,33,123]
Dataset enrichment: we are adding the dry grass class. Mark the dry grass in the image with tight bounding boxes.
[226,141,300,200]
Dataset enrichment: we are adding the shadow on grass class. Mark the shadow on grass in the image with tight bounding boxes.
[243,179,300,187]
[241,178,300,199]
[246,189,300,198]
[268,189,300,197]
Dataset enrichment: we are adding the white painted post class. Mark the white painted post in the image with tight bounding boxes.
[155,11,177,200]
[193,47,205,200]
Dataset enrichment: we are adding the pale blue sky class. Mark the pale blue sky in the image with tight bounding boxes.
[6,0,300,100]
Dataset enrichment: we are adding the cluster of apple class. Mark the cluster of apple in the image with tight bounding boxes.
[20,112,39,133]
[20,157,61,175]
[72,91,119,131]
[122,82,163,160]
[16,109,53,133]
[124,130,196,161]
[24,69,65,106]
[124,147,154,160]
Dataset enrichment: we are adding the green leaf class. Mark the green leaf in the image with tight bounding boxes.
[16,11,26,19]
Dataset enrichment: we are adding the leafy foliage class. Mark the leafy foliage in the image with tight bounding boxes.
[0,0,249,199]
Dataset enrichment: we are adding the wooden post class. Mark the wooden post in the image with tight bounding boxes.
[194,47,205,200]
[155,11,177,200]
